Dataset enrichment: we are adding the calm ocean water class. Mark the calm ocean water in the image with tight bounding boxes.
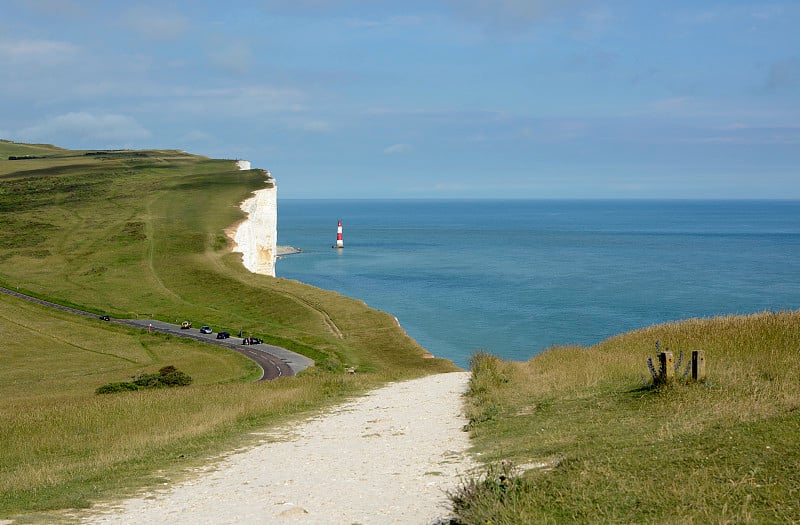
[275,200,800,368]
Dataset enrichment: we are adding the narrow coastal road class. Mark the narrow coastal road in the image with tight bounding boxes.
[0,286,313,380]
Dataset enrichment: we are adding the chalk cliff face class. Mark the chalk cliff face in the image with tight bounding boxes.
[232,163,277,277]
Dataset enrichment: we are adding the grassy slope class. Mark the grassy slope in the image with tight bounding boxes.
[0,139,68,157]
[0,143,456,520]
[460,312,800,524]
[0,143,453,373]
[5,141,797,523]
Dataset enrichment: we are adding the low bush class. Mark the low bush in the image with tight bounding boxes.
[94,381,139,394]
[96,365,193,394]
[152,365,193,386]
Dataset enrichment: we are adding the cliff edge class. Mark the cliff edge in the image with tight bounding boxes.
[231,162,277,277]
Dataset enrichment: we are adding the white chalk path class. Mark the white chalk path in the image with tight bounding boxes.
[84,372,475,525]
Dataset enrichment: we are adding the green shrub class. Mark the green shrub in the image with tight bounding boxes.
[131,372,162,388]
[321,358,344,373]
[95,382,139,394]
[97,365,193,394]
[155,365,193,386]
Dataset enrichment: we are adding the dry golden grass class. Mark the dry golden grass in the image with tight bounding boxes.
[457,311,800,524]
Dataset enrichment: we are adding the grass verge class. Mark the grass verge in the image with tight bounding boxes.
[452,311,800,524]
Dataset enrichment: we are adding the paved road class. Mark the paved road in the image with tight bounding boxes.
[0,286,314,381]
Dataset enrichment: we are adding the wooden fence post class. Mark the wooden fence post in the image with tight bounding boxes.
[692,350,706,382]
[659,351,674,384]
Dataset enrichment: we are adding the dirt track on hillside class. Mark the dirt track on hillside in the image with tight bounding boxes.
[83,372,476,525]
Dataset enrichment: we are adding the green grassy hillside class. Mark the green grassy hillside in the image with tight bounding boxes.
[455,311,800,524]
[5,140,797,524]
[0,139,67,158]
[0,142,456,520]
[0,142,452,374]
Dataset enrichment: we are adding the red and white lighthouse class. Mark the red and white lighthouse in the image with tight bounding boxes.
[333,219,344,249]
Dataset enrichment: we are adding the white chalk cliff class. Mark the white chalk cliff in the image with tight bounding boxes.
[231,161,277,277]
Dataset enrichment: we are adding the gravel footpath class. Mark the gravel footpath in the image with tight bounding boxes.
[83,372,476,525]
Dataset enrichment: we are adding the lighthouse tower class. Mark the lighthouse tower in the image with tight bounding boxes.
[333,219,344,249]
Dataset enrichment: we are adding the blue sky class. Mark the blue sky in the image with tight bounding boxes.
[2,1,798,199]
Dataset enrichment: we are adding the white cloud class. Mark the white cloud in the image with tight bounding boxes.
[282,117,333,133]
[208,41,253,75]
[650,96,693,113]
[684,126,800,145]
[179,130,214,143]
[11,0,86,18]
[0,38,79,63]
[433,182,472,190]
[518,120,588,142]
[259,0,391,15]
[383,143,412,154]
[716,122,749,131]
[123,7,188,40]
[441,0,586,33]
[345,17,383,28]
[167,86,307,116]
[765,57,800,91]
[344,15,423,29]
[750,5,785,20]
[573,7,615,38]
[302,121,332,133]
[674,7,722,25]
[18,112,151,146]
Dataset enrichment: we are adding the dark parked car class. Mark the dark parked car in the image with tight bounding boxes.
[242,337,263,345]
[199,326,212,334]
[99,315,110,321]
[216,331,230,339]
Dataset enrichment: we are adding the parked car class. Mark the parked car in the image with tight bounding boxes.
[199,326,212,334]
[242,337,263,345]
[216,331,230,339]
[99,315,110,321]
[181,321,192,329]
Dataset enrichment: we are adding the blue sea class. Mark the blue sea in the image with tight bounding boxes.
[275,200,800,368]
